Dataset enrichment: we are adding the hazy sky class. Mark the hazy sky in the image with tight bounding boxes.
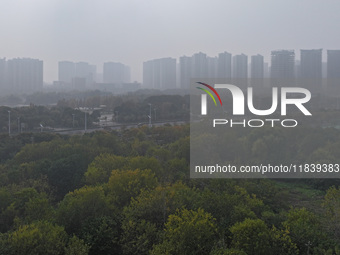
[1,0,339,83]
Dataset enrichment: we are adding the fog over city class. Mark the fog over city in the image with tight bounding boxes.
[1,0,339,83]
[2,2,340,254]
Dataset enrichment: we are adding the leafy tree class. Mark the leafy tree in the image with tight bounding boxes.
[84,154,127,185]
[323,186,340,239]
[210,248,247,255]
[0,188,50,231]
[120,219,158,255]
[47,154,89,200]
[64,235,90,255]
[57,186,111,235]
[229,218,272,255]
[128,156,163,178]
[107,168,158,208]
[283,208,329,254]
[80,216,120,255]
[5,221,67,255]
[23,194,54,224]
[151,208,217,255]
[121,182,201,254]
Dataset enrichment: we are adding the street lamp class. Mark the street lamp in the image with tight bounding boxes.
[148,103,152,128]
[84,111,87,132]
[154,108,156,121]
[8,111,10,136]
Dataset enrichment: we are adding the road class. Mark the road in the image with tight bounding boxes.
[53,120,188,135]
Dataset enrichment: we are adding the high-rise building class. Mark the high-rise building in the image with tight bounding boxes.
[207,56,218,79]
[7,58,43,93]
[103,62,130,84]
[217,52,232,80]
[58,61,96,88]
[72,62,97,88]
[179,56,192,89]
[264,62,270,78]
[58,61,75,83]
[233,54,248,88]
[143,60,153,89]
[143,57,176,89]
[271,50,295,87]
[192,52,208,78]
[327,50,340,87]
[251,54,264,87]
[0,58,6,91]
[300,49,322,90]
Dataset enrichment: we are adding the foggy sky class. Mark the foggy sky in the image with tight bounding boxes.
[1,0,339,83]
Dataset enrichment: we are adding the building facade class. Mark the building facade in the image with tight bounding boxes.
[7,58,43,93]
[143,57,176,90]
[233,54,248,88]
[300,49,322,91]
[103,62,131,84]
[271,50,295,87]
[251,54,264,87]
[327,50,340,88]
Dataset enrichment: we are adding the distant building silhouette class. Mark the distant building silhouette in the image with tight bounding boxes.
[300,49,322,91]
[207,56,218,79]
[58,61,96,89]
[233,54,248,88]
[7,58,43,93]
[327,50,340,87]
[271,50,295,87]
[0,58,6,91]
[217,52,232,81]
[75,62,96,87]
[143,57,176,89]
[103,62,130,84]
[192,52,208,79]
[179,52,209,89]
[179,56,192,89]
[251,54,264,87]
[58,61,75,83]
[178,52,234,89]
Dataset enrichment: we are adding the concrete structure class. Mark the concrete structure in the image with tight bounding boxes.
[271,50,295,87]
[103,62,130,84]
[7,58,43,93]
[143,57,176,89]
[58,61,75,83]
[75,62,96,87]
[207,56,218,79]
[251,54,264,87]
[300,49,322,91]
[327,50,340,87]
[217,51,232,81]
[58,61,96,88]
[233,54,248,88]
[191,52,208,78]
[179,56,192,89]
[0,58,6,91]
